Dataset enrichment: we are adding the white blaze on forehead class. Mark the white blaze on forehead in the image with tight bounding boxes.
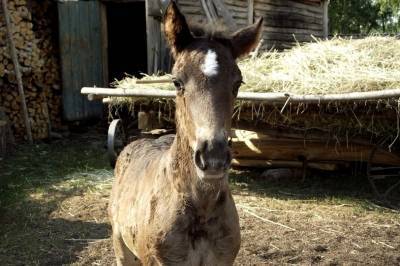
[200,50,219,77]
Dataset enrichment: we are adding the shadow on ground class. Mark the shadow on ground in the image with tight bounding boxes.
[0,130,112,265]
[229,167,400,210]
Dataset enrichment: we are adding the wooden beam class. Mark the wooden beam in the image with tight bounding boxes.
[247,0,254,25]
[1,0,33,144]
[230,129,400,166]
[100,2,109,86]
[146,0,161,74]
[200,0,217,23]
[81,87,400,103]
[232,159,339,171]
[213,0,238,30]
[322,0,330,38]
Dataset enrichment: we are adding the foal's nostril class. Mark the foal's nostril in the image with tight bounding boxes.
[197,139,207,153]
[194,149,207,170]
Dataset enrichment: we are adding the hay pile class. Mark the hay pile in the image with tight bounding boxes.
[240,36,400,94]
[113,36,400,95]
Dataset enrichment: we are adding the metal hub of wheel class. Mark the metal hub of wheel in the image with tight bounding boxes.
[108,119,126,167]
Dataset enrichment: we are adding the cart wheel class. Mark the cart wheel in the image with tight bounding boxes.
[108,119,126,167]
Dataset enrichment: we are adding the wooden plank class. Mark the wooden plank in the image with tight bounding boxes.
[256,0,324,14]
[200,0,217,23]
[253,1,323,18]
[248,0,254,25]
[231,130,400,166]
[58,1,73,119]
[179,5,203,14]
[80,2,89,118]
[213,0,238,30]
[58,1,104,121]
[146,0,161,74]
[262,32,316,42]
[225,1,323,19]
[323,0,329,38]
[232,159,339,171]
[179,0,203,9]
[263,26,323,36]
[100,2,109,86]
[224,0,323,15]
[257,16,323,31]
[256,10,323,24]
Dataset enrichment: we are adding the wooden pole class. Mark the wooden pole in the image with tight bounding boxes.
[200,0,216,23]
[247,0,254,25]
[1,0,33,144]
[81,87,400,103]
[322,0,330,39]
[212,0,237,31]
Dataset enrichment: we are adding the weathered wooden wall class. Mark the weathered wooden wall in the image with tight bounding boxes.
[179,0,324,50]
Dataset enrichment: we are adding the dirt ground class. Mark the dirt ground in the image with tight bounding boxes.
[1,131,399,265]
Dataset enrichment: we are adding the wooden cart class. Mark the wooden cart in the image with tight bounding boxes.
[81,86,400,206]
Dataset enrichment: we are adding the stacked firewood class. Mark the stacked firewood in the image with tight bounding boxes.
[0,0,61,140]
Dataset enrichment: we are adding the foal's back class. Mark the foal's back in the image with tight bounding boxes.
[114,135,174,181]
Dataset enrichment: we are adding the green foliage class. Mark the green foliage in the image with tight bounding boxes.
[378,0,400,11]
[329,0,400,34]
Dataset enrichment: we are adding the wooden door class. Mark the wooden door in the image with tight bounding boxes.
[146,0,171,74]
[58,0,107,121]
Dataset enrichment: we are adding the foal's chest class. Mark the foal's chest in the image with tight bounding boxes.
[154,212,235,264]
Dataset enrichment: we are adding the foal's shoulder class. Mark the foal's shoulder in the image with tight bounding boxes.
[125,134,174,153]
[115,134,175,177]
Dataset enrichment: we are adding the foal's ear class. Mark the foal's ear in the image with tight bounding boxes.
[164,1,193,58]
[230,18,263,59]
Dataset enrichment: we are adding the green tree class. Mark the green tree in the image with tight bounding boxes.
[376,0,400,33]
[329,0,399,34]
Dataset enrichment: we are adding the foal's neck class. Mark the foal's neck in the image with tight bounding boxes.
[168,124,228,210]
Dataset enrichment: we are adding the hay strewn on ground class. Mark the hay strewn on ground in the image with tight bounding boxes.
[114,37,400,95]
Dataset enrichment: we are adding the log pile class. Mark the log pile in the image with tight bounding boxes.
[0,0,62,140]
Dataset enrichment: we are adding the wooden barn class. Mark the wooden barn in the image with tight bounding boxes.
[0,0,329,140]
[57,0,329,121]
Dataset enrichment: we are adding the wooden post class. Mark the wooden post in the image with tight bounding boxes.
[146,0,161,74]
[323,0,330,39]
[212,0,237,31]
[1,0,33,144]
[200,0,217,23]
[247,0,254,25]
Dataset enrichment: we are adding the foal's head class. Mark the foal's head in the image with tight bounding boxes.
[164,2,262,181]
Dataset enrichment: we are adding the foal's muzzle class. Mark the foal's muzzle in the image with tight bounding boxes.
[194,138,232,180]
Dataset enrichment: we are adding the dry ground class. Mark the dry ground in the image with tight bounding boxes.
[1,132,399,265]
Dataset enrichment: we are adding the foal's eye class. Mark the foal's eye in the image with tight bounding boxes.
[172,78,184,93]
[233,80,243,96]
